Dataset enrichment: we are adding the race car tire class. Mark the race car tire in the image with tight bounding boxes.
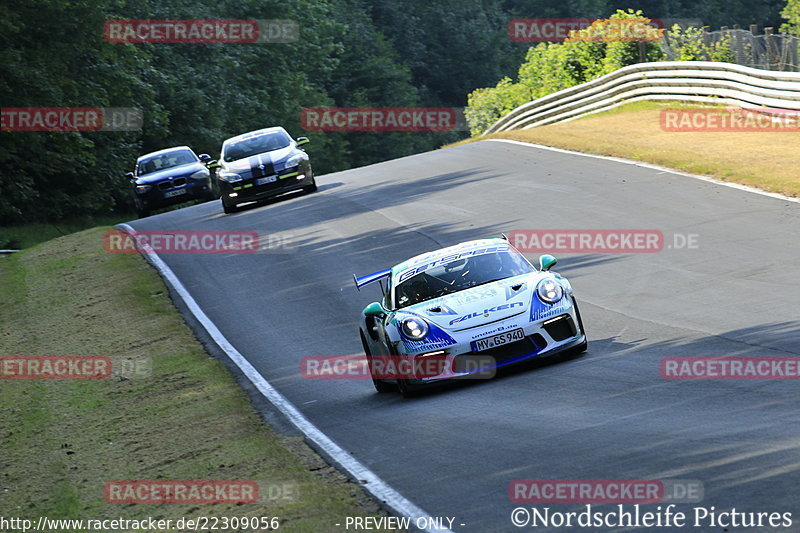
[564,296,588,357]
[222,197,238,214]
[396,377,419,398]
[303,176,317,194]
[360,333,393,393]
[134,197,150,218]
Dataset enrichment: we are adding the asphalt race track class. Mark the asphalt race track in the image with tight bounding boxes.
[129,140,800,533]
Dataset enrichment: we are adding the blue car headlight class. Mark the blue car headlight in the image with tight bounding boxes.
[537,278,564,304]
[190,169,210,180]
[400,317,429,341]
[135,184,152,195]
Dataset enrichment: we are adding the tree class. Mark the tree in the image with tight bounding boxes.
[780,0,800,35]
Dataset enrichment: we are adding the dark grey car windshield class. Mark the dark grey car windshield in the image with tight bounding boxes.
[223,131,292,162]
[394,250,534,308]
[137,149,196,175]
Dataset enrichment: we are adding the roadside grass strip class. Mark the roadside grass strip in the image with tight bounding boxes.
[0,227,404,532]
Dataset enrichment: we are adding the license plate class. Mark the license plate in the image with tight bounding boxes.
[471,328,525,352]
[163,189,187,198]
[255,175,277,185]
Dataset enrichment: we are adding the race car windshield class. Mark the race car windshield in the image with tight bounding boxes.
[394,250,534,309]
[223,131,292,162]
[137,149,197,175]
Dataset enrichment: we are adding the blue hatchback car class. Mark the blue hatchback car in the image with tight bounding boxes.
[128,146,216,218]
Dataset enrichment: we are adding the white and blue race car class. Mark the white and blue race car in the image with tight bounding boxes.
[354,237,587,396]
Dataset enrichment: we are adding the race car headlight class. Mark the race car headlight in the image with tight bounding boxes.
[135,184,152,195]
[537,278,564,304]
[190,168,210,180]
[286,153,305,168]
[218,171,243,183]
[400,317,429,341]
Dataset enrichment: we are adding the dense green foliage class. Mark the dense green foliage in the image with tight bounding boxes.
[466,5,787,135]
[466,10,671,135]
[781,0,800,35]
[0,0,794,225]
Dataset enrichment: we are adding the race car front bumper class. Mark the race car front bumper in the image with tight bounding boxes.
[394,299,586,385]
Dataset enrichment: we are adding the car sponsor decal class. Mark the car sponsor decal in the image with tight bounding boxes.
[449,301,524,325]
[428,287,499,307]
[395,316,458,353]
[396,245,509,282]
[470,323,521,340]
[530,292,572,322]
[505,282,527,301]
[424,304,458,316]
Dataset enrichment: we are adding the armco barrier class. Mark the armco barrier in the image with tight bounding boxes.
[484,61,800,133]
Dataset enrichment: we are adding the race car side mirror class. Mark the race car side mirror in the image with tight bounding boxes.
[126,172,135,181]
[539,254,557,271]
[363,302,385,317]
[296,137,310,147]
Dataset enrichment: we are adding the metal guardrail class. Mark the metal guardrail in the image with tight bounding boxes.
[663,27,800,72]
[484,61,800,134]
[0,249,21,257]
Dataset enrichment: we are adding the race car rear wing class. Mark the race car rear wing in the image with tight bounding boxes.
[353,268,391,293]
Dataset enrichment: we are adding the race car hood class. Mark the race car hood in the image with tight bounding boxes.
[135,162,205,184]
[220,145,302,176]
[403,273,541,332]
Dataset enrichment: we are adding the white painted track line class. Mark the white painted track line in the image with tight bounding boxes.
[483,138,800,204]
[117,223,454,533]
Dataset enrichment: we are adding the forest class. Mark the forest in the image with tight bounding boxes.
[1,0,797,224]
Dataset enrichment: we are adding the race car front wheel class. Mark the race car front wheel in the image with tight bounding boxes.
[303,176,317,193]
[564,296,588,357]
[396,378,419,398]
[221,196,238,214]
[134,197,150,218]
[360,333,393,393]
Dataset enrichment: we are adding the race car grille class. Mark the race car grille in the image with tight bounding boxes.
[251,162,275,179]
[453,337,538,372]
[542,314,578,342]
[157,181,171,190]
[173,177,187,186]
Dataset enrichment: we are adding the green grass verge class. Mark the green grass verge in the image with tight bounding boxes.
[0,227,402,532]
[0,214,136,250]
